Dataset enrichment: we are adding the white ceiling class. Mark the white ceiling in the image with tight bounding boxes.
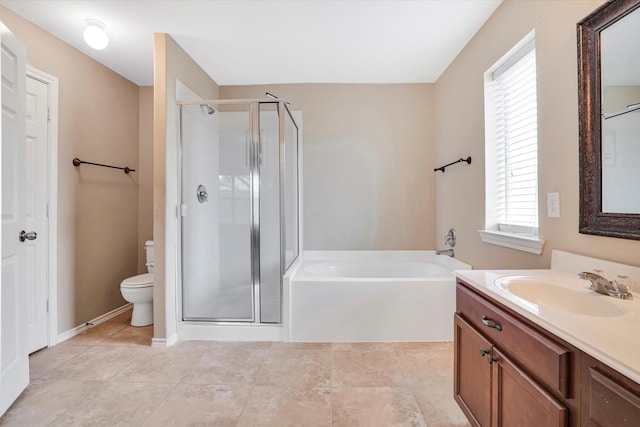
[1,0,502,86]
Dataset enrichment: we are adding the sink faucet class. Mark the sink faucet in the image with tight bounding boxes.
[578,272,633,299]
[578,272,614,295]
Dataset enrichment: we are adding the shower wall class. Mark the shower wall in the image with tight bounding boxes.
[220,84,435,251]
[180,105,226,319]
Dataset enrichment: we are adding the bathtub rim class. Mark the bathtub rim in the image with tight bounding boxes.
[290,250,471,281]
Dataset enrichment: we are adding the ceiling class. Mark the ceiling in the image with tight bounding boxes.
[1,0,502,87]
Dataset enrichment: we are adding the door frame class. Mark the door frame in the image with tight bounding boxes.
[26,65,58,347]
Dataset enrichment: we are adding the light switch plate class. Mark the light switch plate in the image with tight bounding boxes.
[547,192,560,218]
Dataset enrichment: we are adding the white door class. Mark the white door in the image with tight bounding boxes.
[0,23,29,415]
[25,76,48,354]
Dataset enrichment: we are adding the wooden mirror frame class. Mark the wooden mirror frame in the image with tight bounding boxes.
[578,0,640,240]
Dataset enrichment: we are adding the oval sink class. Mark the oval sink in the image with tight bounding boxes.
[494,277,626,317]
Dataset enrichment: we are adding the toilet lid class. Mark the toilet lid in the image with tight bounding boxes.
[121,273,153,288]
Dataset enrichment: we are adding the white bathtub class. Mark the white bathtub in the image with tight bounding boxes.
[284,251,471,342]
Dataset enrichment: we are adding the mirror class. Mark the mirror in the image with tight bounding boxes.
[578,0,640,240]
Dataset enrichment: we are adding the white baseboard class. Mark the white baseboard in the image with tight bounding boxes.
[57,303,133,344]
[151,332,178,347]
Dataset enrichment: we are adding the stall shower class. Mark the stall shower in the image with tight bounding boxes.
[178,99,299,324]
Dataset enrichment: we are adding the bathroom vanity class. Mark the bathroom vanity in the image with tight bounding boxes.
[454,252,640,427]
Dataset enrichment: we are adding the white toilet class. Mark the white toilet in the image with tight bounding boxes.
[120,240,154,326]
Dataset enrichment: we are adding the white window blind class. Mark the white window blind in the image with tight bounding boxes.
[489,43,538,232]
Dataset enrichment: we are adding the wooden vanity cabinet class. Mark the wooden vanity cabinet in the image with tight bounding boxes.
[455,279,578,427]
[455,278,640,427]
[454,313,569,427]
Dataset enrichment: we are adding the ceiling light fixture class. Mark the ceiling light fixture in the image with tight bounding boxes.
[83,19,108,50]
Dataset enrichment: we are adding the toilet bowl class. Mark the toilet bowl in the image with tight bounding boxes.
[120,241,154,327]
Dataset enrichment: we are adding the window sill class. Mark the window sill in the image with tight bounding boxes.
[478,230,545,255]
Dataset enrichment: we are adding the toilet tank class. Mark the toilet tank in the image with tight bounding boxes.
[145,240,154,273]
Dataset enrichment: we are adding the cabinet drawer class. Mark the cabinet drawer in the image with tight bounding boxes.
[457,280,571,398]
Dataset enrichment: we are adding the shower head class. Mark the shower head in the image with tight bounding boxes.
[200,104,216,115]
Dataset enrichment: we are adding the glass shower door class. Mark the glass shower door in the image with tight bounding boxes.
[258,102,300,322]
[283,105,299,270]
[180,99,299,324]
[181,103,254,321]
[258,103,281,323]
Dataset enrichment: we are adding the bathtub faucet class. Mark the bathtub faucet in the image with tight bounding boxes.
[436,228,456,257]
[436,248,455,257]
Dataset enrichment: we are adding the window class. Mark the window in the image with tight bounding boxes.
[480,31,544,255]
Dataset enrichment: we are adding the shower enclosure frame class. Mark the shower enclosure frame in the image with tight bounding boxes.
[176,98,300,325]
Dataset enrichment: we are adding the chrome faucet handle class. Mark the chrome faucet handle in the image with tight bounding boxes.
[444,228,457,247]
[611,275,634,299]
[614,275,634,293]
[197,184,208,203]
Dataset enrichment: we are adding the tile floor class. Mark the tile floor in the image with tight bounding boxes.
[0,310,470,426]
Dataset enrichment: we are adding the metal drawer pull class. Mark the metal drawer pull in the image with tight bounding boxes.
[486,355,497,365]
[479,348,490,357]
[482,315,502,331]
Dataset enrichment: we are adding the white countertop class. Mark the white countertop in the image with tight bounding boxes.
[455,268,640,384]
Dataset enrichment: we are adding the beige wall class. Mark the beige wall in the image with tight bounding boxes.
[0,6,141,332]
[603,86,640,113]
[138,86,153,273]
[434,0,640,269]
[153,33,218,342]
[221,84,436,250]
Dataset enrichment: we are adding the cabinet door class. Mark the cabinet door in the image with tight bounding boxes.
[492,348,568,427]
[454,314,492,427]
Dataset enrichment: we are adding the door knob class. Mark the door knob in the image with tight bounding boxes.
[19,230,37,242]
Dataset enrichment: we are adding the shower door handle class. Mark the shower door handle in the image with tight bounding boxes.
[245,130,250,166]
[258,131,263,165]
